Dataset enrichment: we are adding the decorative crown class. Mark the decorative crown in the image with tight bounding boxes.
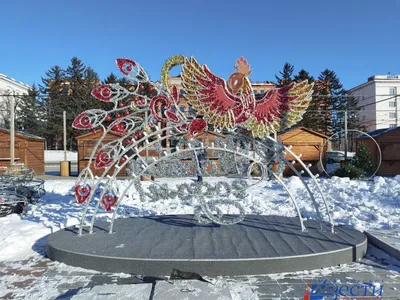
[234,57,252,76]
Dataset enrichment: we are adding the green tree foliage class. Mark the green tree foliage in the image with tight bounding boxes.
[39,58,102,149]
[331,163,365,179]
[39,65,66,148]
[331,142,373,179]
[331,143,373,179]
[103,72,119,84]
[38,58,162,149]
[275,62,294,87]
[17,84,43,134]
[352,142,373,174]
[294,69,314,83]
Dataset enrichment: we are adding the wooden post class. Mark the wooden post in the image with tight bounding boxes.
[344,111,348,161]
[10,92,15,166]
[145,111,149,162]
[60,111,70,176]
[63,111,67,161]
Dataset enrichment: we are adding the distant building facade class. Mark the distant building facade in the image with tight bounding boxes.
[350,74,400,132]
[0,73,31,128]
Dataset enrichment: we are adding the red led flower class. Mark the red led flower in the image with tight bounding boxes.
[116,58,136,76]
[72,110,108,130]
[101,193,118,211]
[74,184,91,204]
[91,84,130,103]
[94,150,113,169]
[72,112,93,129]
[149,86,181,124]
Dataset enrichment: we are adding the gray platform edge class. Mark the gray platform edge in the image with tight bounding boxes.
[364,231,400,260]
[47,239,367,277]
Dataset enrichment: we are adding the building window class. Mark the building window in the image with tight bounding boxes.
[389,87,397,95]
[389,102,396,107]
[180,106,185,112]
[361,106,366,110]
[260,89,264,94]
[180,89,184,96]
[389,112,397,118]
[254,90,258,94]
[171,106,176,112]
[362,115,366,121]
[389,124,396,128]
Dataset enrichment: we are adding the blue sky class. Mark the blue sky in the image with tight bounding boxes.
[1,0,399,90]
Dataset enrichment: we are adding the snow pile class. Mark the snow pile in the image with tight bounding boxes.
[44,150,77,163]
[0,176,399,262]
[0,214,49,261]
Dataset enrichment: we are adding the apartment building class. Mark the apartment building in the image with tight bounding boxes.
[349,74,400,132]
[0,73,31,128]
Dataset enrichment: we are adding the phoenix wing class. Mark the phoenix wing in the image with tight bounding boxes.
[181,57,254,129]
[245,80,314,138]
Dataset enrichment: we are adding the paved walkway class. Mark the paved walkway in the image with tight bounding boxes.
[366,230,400,261]
[1,243,400,299]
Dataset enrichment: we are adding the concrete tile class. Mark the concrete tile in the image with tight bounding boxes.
[382,283,400,298]
[279,282,306,298]
[247,275,281,285]
[86,275,115,287]
[277,278,306,285]
[152,280,233,300]
[368,272,400,284]
[69,283,153,300]
[253,282,288,299]
[8,278,36,289]
[345,271,380,283]
[0,292,14,299]
[43,269,70,277]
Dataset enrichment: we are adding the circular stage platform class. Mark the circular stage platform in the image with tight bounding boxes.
[46,215,367,276]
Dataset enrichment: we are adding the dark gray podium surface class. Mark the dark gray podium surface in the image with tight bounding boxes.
[47,215,367,276]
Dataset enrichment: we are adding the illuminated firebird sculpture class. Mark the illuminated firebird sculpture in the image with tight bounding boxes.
[72,55,333,235]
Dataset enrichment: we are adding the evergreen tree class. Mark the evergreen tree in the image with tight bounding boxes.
[294,69,314,83]
[352,142,373,174]
[83,66,101,111]
[118,77,131,89]
[17,84,43,134]
[103,72,119,84]
[331,142,373,179]
[65,57,86,113]
[66,57,85,83]
[295,70,317,130]
[39,65,66,149]
[317,69,347,139]
[65,61,101,149]
[275,62,294,87]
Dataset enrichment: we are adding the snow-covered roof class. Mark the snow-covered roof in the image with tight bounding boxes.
[0,128,45,140]
[278,126,329,139]
[0,73,31,90]
[355,126,400,139]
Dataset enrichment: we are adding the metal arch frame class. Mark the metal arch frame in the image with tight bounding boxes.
[76,123,334,235]
[318,129,383,179]
[73,57,335,236]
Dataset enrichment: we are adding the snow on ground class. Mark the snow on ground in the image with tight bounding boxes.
[1,175,399,263]
[44,150,77,163]
[0,175,399,299]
